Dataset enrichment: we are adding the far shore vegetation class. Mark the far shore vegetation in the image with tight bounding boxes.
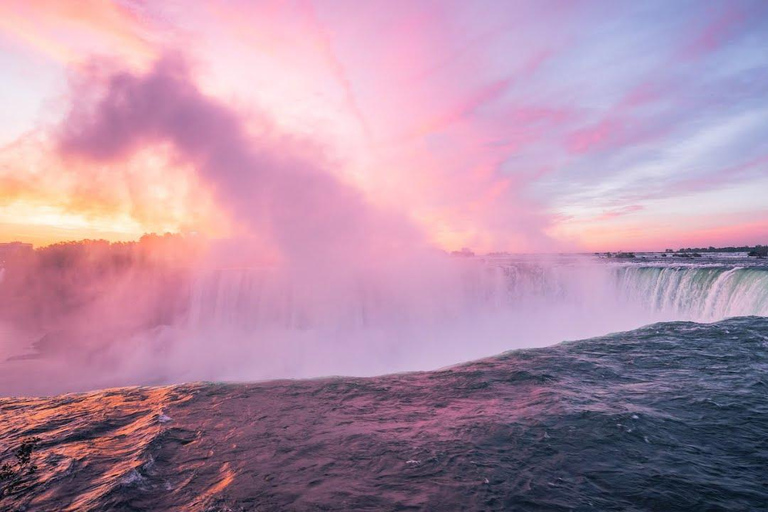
[594,245,767,259]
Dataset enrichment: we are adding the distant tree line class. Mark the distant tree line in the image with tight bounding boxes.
[670,245,766,254]
[668,245,767,258]
[0,234,202,343]
[596,252,635,258]
[594,245,767,259]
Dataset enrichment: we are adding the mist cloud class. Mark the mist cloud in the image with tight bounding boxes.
[58,56,425,270]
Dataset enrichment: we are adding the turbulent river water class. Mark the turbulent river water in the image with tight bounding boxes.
[1,316,767,510]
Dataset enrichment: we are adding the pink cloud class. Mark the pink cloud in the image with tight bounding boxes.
[567,118,621,154]
[593,204,645,222]
[680,4,750,60]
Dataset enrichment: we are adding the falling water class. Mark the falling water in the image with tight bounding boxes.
[1,252,766,395]
[614,265,768,320]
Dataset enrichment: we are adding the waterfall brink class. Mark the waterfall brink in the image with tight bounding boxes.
[173,258,768,380]
[615,266,768,321]
[185,260,768,333]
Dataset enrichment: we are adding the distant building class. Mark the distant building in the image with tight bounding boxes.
[451,247,475,257]
[0,242,34,267]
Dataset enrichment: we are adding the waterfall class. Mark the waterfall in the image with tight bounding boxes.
[3,252,767,392]
[614,265,768,321]
[184,260,768,334]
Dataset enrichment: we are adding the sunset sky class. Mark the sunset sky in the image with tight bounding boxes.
[1,0,767,252]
